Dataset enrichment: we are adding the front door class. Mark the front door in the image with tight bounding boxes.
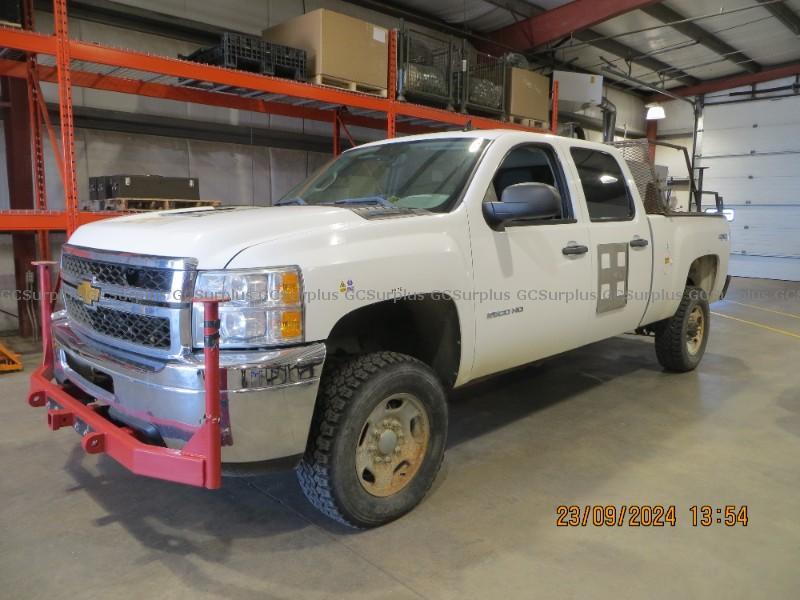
[568,147,653,342]
[469,142,593,379]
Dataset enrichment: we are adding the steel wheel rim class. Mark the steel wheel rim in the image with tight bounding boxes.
[686,305,705,355]
[355,392,430,497]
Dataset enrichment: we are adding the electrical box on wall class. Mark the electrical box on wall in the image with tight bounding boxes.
[552,71,603,112]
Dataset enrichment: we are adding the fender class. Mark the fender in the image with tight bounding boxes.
[642,214,730,325]
[226,208,477,385]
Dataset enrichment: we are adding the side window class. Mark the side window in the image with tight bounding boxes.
[488,145,572,220]
[570,148,634,221]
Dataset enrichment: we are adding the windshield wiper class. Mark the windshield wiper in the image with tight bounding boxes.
[327,196,395,209]
[274,197,307,206]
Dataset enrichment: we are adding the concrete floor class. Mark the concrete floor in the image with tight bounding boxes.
[1,277,798,599]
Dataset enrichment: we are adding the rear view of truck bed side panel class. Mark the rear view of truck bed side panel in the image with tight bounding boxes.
[641,214,730,326]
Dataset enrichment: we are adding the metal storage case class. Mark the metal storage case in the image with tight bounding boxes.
[91,175,200,201]
[454,44,506,118]
[397,25,456,109]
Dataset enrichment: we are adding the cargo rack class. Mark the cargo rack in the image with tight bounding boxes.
[455,44,507,119]
[0,0,558,246]
[609,139,723,214]
[397,25,456,109]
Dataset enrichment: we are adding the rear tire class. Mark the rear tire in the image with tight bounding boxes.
[297,351,447,528]
[654,285,710,372]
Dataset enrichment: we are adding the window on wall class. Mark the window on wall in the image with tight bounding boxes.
[570,148,634,221]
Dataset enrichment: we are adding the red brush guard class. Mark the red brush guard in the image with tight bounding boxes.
[27,260,227,489]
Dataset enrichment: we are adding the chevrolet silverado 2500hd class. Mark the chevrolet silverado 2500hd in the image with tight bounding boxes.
[33,130,730,527]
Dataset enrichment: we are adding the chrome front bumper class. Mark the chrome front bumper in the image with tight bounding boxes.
[52,315,325,464]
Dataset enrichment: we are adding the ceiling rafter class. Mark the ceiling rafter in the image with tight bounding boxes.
[640,4,761,74]
[480,0,698,86]
[482,0,664,51]
[651,59,800,98]
[755,0,800,35]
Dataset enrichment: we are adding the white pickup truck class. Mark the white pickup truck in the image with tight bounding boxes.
[41,130,730,528]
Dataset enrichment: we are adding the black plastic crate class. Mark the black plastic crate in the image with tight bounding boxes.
[179,32,306,85]
[263,41,306,80]
[181,32,266,73]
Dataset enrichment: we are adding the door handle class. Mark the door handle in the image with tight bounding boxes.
[562,244,589,256]
[630,238,649,248]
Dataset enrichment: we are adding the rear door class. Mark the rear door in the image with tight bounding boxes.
[568,147,653,341]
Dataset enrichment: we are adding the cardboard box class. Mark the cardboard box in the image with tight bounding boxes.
[263,9,388,91]
[506,67,550,122]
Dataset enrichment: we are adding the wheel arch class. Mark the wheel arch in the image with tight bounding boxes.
[324,294,462,388]
[685,254,719,295]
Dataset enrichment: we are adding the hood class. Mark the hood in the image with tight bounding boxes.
[68,205,366,269]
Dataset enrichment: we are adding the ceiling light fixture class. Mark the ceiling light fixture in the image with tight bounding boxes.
[646,102,666,120]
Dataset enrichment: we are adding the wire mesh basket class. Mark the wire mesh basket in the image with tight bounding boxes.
[397,26,455,108]
[607,140,669,215]
[454,44,506,117]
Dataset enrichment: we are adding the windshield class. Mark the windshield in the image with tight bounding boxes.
[279,137,488,212]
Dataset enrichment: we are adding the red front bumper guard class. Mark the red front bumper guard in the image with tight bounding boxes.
[27,260,228,490]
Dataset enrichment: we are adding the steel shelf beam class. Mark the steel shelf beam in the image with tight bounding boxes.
[0,59,430,135]
[0,210,119,231]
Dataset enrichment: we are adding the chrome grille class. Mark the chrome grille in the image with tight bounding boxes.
[64,295,172,349]
[61,253,173,291]
[60,245,198,357]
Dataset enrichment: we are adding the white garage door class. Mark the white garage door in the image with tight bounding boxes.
[700,95,800,281]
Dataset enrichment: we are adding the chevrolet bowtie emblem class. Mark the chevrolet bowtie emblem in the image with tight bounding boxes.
[76,281,101,306]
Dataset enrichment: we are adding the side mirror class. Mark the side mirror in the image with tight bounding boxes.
[483,183,562,230]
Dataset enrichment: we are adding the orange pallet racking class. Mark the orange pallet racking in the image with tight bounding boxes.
[0,0,559,251]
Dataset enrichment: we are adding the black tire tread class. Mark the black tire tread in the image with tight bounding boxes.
[296,351,436,528]
[654,285,707,372]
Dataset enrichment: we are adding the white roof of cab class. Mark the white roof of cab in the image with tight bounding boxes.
[355,129,620,156]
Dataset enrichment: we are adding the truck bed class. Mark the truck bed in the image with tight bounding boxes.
[641,213,730,326]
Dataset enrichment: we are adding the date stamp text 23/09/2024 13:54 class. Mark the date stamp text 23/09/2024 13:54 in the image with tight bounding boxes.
[556,505,749,527]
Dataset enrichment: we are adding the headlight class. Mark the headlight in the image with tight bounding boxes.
[192,267,303,348]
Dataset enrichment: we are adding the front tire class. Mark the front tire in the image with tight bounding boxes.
[297,351,448,528]
[654,285,710,372]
